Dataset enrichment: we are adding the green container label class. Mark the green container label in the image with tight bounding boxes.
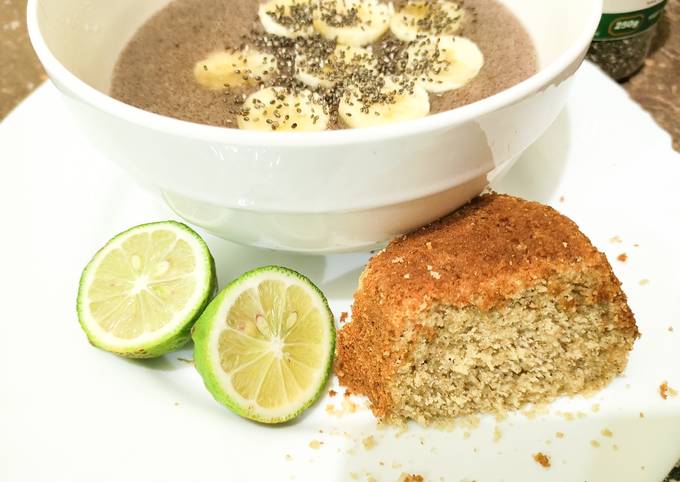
[593,0,667,40]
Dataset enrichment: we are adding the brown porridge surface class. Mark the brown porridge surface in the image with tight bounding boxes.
[111,0,537,129]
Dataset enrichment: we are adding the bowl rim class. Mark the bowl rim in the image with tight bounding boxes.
[27,0,603,148]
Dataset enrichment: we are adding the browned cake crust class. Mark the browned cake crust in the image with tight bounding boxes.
[335,193,639,421]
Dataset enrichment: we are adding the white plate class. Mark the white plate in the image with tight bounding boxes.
[1,62,679,482]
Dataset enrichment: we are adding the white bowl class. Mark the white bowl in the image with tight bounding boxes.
[27,0,602,253]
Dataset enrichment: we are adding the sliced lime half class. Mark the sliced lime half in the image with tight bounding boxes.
[192,266,335,424]
[77,221,216,358]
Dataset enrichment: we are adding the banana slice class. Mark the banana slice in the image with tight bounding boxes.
[259,0,317,38]
[313,0,394,47]
[194,49,277,90]
[295,45,375,88]
[339,78,429,128]
[390,0,464,42]
[238,86,330,131]
[405,36,483,93]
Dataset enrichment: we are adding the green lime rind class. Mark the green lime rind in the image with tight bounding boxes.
[192,265,336,424]
[76,221,216,359]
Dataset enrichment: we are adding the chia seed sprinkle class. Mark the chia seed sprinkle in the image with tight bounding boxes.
[318,0,361,27]
[394,0,463,37]
[231,0,475,128]
[266,1,315,34]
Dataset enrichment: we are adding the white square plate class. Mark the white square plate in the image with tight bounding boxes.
[1,62,678,482]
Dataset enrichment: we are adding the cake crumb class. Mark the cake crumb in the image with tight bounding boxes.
[660,381,670,399]
[493,426,502,443]
[339,312,349,324]
[398,474,424,482]
[591,440,600,448]
[555,432,564,439]
[174,401,180,406]
[559,196,565,203]
[523,404,549,420]
[591,403,600,413]
[609,235,623,243]
[617,253,628,262]
[285,454,293,461]
[669,326,674,332]
[639,411,645,418]
[329,389,337,397]
[325,398,359,417]
[362,435,376,450]
[343,398,359,413]
[601,428,613,437]
[460,415,481,430]
[392,461,403,469]
[308,440,323,449]
[463,431,471,439]
[367,475,377,482]
[639,279,650,286]
[533,452,551,468]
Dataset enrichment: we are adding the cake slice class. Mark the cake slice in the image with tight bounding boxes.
[335,194,639,425]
